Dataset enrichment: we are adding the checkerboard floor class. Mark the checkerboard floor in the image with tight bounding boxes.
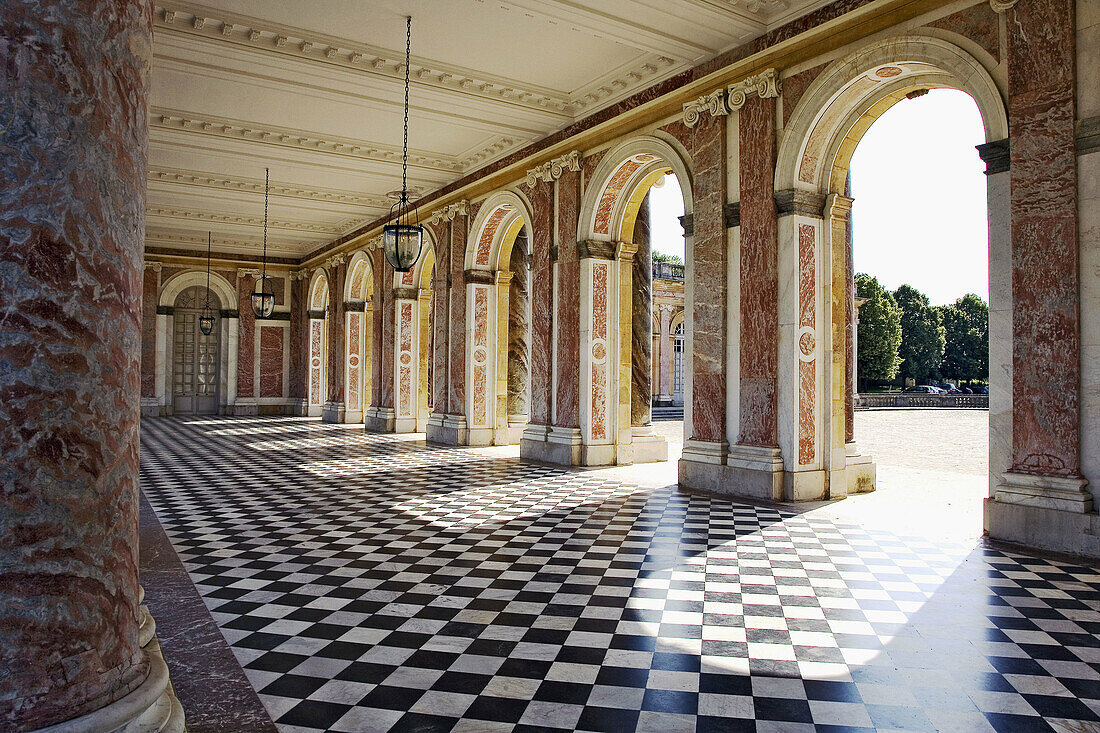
[140,416,1100,733]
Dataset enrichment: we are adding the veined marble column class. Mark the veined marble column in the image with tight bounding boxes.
[844,174,856,446]
[631,193,653,426]
[236,273,257,414]
[0,1,182,730]
[519,181,557,459]
[507,237,530,423]
[289,273,309,415]
[366,254,396,431]
[323,261,347,423]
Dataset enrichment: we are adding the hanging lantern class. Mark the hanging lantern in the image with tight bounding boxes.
[199,231,216,334]
[382,16,423,273]
[252,168,275,318]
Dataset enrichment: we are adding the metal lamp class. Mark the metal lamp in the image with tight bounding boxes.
[382,17,423,273]
[251,168,275,318]
[199,231,216,335]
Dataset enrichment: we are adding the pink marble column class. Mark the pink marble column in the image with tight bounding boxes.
[140,267,158,407]
[507,234,530,417]
[528,182,555,427]
[379,260,396,410]
[431,223,450,415]
[0,1,174,729]
[290,275,308,409]
[738,94,779,448]
[371,251,386,409]
[448,216,468,417]
[555,171,582,429]
[690,111,728,444]
[237,275,256,400]
[631,193,653,426]
[844,174,856,444]
[1007,0,1081,477]
[324,263,346,419]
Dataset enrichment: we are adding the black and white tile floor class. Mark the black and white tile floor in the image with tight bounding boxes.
[141,416,1100,733]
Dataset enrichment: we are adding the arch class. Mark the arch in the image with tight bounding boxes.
[669,308,686,333]
[466,189,534,272]
[309,269,330,310]
[580,134,693,244]
[160,269,236,311]
[776,35,1008,195]
[345,251,374,302]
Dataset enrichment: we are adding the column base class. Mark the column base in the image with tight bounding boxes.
[322,401,346,423]
[520,425,580,465]
[631,425,669,463]
[140,397,160,418]
[289,398,309,417]
[653,396,673,407]
[845,442,876,494]
[995,471,1093,512]
[985,497,1100,559]
[394,414,418,433]
[426,414,468,444]
[467,426,494,446]
[364,407,395,432]
[231,398,258,416]
[680,443,783,501]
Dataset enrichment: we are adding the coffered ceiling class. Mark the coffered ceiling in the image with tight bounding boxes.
[147,0,831,259]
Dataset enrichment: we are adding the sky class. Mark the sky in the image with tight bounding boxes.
[646,88,988,307]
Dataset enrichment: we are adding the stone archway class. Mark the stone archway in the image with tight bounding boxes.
[307,270,330,418]
[773,34,1009,501]
[343,252,374,423]
[576,134,693,465]
[462,190,535,445]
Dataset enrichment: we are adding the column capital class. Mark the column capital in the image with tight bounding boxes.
[577,239,617,260]
[989,0,1018,12]
[324,252,349,269]
[616,241,638,262]
[393,286,419,301]
[525,150,581,188]
[976,138,1010,175]
[428,199,470,223]
[727,68,780,111]
[288,268,312,281]
[823,193,854,221]
[682,88,728,128]
[237,267,262,280]
[143,260,162,272]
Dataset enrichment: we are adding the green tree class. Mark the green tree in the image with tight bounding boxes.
[939,293,988,381]
[652,252,683,265]
[856,274,901,384]
[894,284,945,384]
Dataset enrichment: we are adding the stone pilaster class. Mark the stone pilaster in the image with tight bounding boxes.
[0,1,182,729]
[289,272,309,416]
[236,272,257,412]
[323,258,347,423]
[365,253,396,432]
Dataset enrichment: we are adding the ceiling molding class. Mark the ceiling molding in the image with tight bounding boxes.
[147,166,394,208]
[147,206,342,234]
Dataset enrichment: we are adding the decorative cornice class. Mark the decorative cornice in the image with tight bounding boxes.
[147,205,341,234]
[525,150,581,188]
[428,200,471,224]
[774,189,827,218]
[143,261,163,272]
[153,5,574,113]
[393,286,420,300]
[463,269,495,285]
[149,166,392,208]
[288,268,313,281]
[682,88,729,128]
[988,0,1018,11]
[577,240,617,261]
[151,107,464,173]
[727,68,780,111]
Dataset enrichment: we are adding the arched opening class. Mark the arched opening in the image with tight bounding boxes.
[774,35,1008,521]
[579,135,693,464]
[464,192,533,445]
[344,254,374,424]
[307,271,330,418]
[171,285,222,415]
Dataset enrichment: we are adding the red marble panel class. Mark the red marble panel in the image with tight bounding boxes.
[593,155,655,236]
[259,326,284,398]
[309,319,323,405]
[472,287,489,425]
[555,168,582,429]
[582,149,607,184]
[738,95,778,448]
[798,360,815,464]
[928,4,999,63]
[528,182,554,426]
[1007,0,1080,477]
[140,268,158,397]
[348,312,360,410]
[431,245,449,413]
[690,111,728,445]
[782,63,828,127]
[290,277,307,400]
[659,120,693,154]
[591,262,610,441]
[0,2,152,728]
[799,224,816,329]
[476,205,512,265]
[238,277,256,398]
[399,301,413,415]
[448,217,467,415]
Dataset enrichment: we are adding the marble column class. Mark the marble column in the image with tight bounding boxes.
[140,266,159,416]
[679,106,729,483]
[631,193,653,427]
[0,1,181,730]
[507,236,530,421]
[996,0,1089,510]
[447,216,469,435]
[323,262,347,423]
[366,251,396,431]
[844,175,856,445]
[658,307,674,405]
[236,273,257,413]
[426,221,450,441]
[289,273,309,416]
[555,169,582,432]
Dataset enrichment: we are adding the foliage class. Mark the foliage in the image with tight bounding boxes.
[893,284,945,384]
[855,274,902,383]
[652,251,683,265]
[938,293,988,381]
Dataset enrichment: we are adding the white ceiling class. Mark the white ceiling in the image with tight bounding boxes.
[147,0,829,259]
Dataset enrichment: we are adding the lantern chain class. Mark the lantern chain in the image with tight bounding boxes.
[261,167,269,288]
[402,16,411,212]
